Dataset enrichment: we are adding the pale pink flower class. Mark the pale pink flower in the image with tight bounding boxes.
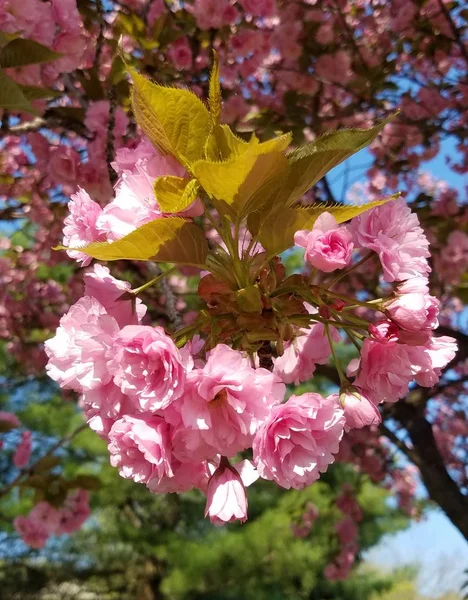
[168,37,193,70]
[335,517,358,545]
[412,335,457,388]
[316,51,352,84]
[96,161,163,241]
[147,0,166,27]
[45,296,119,392]
[354,332,417,404]
[295,212,354,272]
[171,345,285,460]
[51,0,82,34]
[14,515,49,549]
[338,390,381,431]
[13,431,32,468]
[350,199,431,282]
[109,325,185,412]
[56,489,90,534]
[274,320,339,385]
[81,382,133,438]
[239,0,276,17]
[85,101,129,139]
[253,393,345,489]
[204,458,249,525]
[148,459,210,494]
[29,502,61,534]
[187,0,236,30]
[48,145,80,185]
[108,415,173,485]
[52,33,87,73]
[83,264,147,327]
[386,277,439,332]
[62,188,106,267]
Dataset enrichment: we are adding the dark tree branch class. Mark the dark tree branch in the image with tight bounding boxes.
[392,401,468,540]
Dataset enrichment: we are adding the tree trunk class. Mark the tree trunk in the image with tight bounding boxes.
[393,401,468,540]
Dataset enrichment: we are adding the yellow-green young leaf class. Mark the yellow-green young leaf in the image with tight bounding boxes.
[193,132,292,218]
[66,217,208,267]
[281,115,397,206]
[209,50,221,127]
[256,197,396,257]
[0,70,38,114]
[154,176,200,213]
[0,39,61,68]
[204,124,250,161]
[130,68,210,166]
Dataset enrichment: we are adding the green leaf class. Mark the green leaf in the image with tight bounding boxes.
[154,176,200,213]
[281,114,398,207]
[0,39,61,68]
[0,70,38,114]
[208,50,221,127]
[130,68,211,167]
[255,196,397,257]
[62,217,208,267]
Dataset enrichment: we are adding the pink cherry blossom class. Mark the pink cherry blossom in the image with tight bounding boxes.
[62,188,106,267]
[338,390,382,431]
[48,145,80,186]
[239,0,276,18]
[108,415,173,485]
[147,459,210,494]
[56,489,91,534]
[109,325,185,412]
[350,198,431,282]
[335,517,358,545]
[171,344,285,460]
[386,277,439,332]
[45,296,119,392]
[354,334,417,404]
[274,320,340,385]
[13,430,32,468]
[83,264,147,327]
[253,393,345,489]
[14,515,49,549]
[204,458,248,525]
[294,212,354,272]
[412,335,457,388]
[168,37,193,71]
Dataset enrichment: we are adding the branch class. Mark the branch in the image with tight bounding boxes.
[106,86,118,187]
[392,401,468,540]
[0,422,88,499]
[435,0,468,65]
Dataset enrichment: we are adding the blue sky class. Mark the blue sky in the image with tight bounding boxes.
[329,137,468,597]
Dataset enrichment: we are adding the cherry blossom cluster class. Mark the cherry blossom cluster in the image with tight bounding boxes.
[14,490,90,549]
[43,135,458,526]
[325,485,363,581]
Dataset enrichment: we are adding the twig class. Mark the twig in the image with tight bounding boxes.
[435,0,468,65]
[0,422,88,499]
[94,0,106,72]
[379,423,422,468]
[106,86,117,187]
[147,263,183,329]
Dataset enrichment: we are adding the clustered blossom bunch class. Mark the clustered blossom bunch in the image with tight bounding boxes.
[14,490,90,549]
[42,62,457,526]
